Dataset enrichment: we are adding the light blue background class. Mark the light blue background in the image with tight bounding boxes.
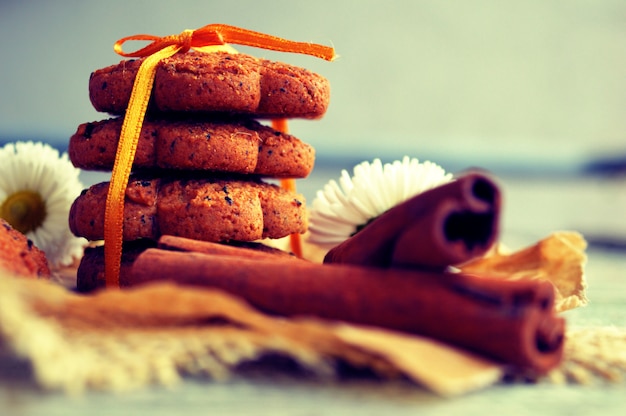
[1,0,624,171]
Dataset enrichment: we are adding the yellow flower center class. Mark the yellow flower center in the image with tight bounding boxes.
[1,190,47,234]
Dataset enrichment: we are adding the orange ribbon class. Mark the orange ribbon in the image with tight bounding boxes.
[114,23,336,61]
[104,24,335,288]
[271,119,303,259]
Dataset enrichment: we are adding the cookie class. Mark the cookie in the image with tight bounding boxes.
[0,218,50,278]
[69,176,307,243]
[89,52,330,119]
[68,117,315,178]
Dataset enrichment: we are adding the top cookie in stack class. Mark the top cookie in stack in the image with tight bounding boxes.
[68,51,330,252]
[88,52,329,118]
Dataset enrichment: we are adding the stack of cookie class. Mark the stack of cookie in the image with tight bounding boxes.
[68,51,330,289]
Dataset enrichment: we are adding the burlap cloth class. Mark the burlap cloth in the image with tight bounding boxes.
[1,269,624,396]
[0,270,502,396]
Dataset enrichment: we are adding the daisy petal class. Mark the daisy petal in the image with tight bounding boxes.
[307,156,452,249]
[0,141,86,267]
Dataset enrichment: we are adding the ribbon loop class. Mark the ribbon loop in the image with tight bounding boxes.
[177,29,194,54]
[114,23,336,61]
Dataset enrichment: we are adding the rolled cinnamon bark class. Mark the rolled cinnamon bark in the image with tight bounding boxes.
[157,235,297,261]
[76,236,297,292]
[130,248,564,374]
[76,240,157,292]
[323,172,501,269]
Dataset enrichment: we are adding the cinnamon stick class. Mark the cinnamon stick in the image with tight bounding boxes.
[76,236,298,292]
[76,240,157,292]
[324,172,501,269]
[157,235,298,261]
[130,248,564,374]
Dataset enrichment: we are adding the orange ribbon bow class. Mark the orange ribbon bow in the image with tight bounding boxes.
[104,24,335,288]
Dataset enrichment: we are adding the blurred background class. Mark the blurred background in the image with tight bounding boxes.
[0,0,625,245]
[1,2,626,409]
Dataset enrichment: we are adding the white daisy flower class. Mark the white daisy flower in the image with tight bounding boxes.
[307,156,453,247]
[0,141,86,267]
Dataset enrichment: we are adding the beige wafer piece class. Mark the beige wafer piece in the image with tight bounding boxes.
[460,231,588,312]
